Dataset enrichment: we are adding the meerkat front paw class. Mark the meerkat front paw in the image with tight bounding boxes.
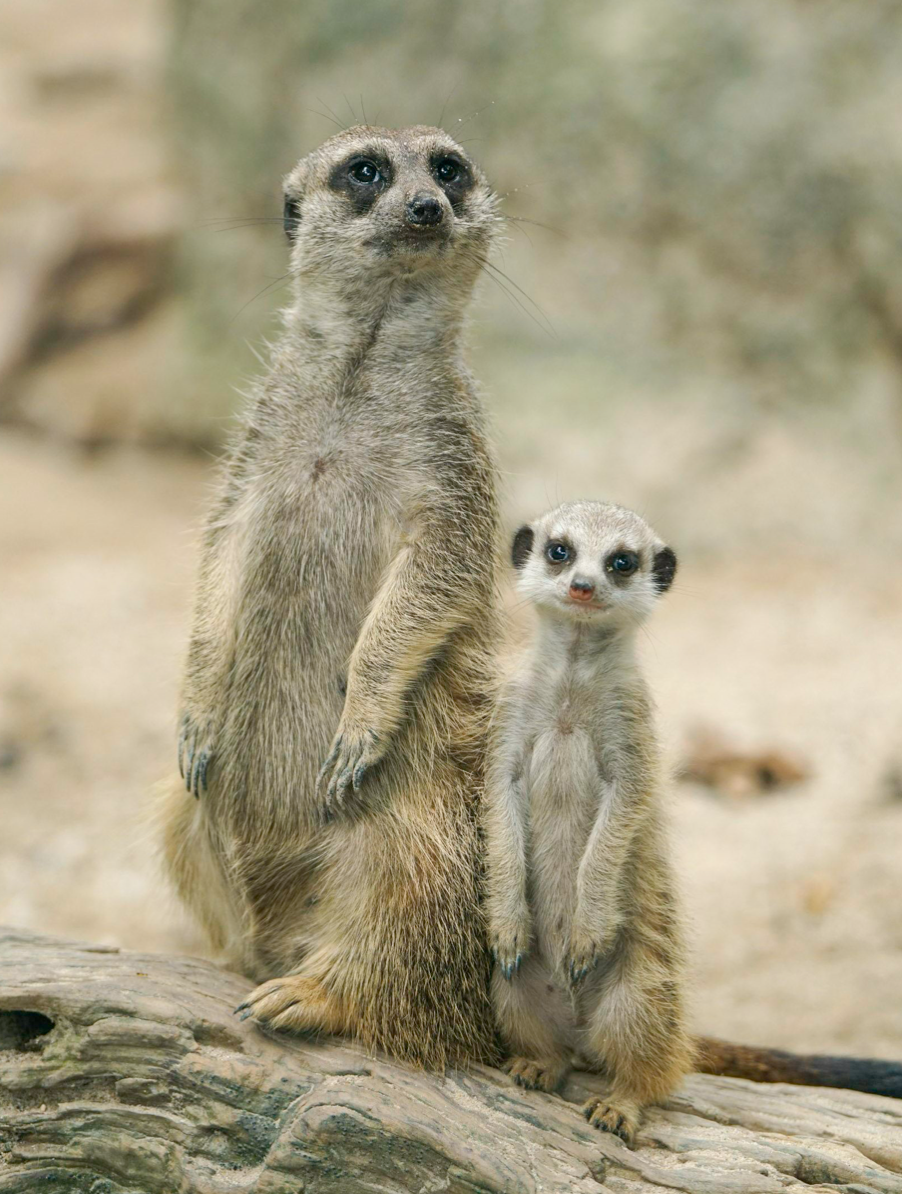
[489,914,531,979]
[566,927,614,986]
[316,719,387,820]
[566,912,623,985]
[178,712,215,797]
[581,1096,640,1145]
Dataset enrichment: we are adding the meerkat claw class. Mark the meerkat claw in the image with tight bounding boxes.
[494,952,521,981]
[316,739,342,795]
[178,714,214,797]
[582,1097,639,1145]
[192,750,208,798]
[568,946,601,986]
[177,714,190,779]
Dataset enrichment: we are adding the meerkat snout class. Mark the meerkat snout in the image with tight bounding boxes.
[405,193,445,228]
[568,577,596,603]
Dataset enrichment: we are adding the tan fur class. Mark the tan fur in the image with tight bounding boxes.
[159,126,502,1068]
[484,502,692,1144]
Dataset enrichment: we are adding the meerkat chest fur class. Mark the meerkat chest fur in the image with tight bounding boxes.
[519,625,640,955]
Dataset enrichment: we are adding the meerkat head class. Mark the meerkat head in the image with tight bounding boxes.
[281,125,497,284]
[510,501,677,631]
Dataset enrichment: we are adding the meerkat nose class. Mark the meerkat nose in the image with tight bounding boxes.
[406,195,444,227]
[569,578,596,602]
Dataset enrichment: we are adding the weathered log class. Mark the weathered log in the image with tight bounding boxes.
[1,928,900,1193]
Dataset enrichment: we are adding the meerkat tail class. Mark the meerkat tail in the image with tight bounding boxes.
[694,1035,902,1099]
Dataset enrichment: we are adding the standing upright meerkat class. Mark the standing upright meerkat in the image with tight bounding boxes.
[484,500,689,1142]
[159,125,502,1068]
[486,500,902,1139]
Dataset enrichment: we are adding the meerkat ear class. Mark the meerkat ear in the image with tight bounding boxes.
[652,547,677,593]
[283,192,301,240]
[511,525,535,569]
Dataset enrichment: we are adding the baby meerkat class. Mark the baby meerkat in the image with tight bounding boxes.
[484,500,690,1145]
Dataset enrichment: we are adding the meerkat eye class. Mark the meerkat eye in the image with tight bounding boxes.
[606,551,639,577]
[546,542,571,564]
[348,159,381,185]
[435,157,461,184]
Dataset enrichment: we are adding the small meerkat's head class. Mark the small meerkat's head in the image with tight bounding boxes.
[511,501,677,631]
[282,125,497,283]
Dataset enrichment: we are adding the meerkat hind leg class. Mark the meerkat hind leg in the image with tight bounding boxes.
[577,951,689,1145]
[493,959,574,1094]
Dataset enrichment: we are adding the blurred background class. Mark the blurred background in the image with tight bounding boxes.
[2,0,901,1059]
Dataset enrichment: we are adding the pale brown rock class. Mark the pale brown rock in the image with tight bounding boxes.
[1,928,901,1193]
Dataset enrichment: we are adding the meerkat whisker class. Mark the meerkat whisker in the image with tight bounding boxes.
[483,260,557,338]
[228,270,298,324]
[314,97,348,130]
[436,80,462,130]
[341,92,358,125]
[305,105,346,131]
[502,214,568,239]
[480,265,549,335]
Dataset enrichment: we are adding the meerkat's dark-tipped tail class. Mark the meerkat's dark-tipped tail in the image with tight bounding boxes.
[694,1036,902,1099]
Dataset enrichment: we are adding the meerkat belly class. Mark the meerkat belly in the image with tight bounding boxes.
[216,435,401,817]
[527,724,600,969]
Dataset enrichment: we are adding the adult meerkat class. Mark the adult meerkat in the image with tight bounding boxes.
[486,501,902,1140]
[484,501,689,1143]
[159,125,501,1068]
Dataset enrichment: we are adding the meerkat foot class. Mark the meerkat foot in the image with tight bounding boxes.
[235,975,343,1036]
[504,1055,568,1093]
[581,1096,640,1145]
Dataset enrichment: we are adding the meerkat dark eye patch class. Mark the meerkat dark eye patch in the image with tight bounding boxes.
[431,152,473,211]
[511,525,534,569]
[605,549,639,580]
[329,151,392,216]
[283,194,301,240]
[652,547,677,592]
[545,540,573,566]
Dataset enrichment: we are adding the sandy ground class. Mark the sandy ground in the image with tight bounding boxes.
[1,418,901,1063]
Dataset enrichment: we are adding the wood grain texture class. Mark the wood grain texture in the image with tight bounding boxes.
[1,927,900,1193]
